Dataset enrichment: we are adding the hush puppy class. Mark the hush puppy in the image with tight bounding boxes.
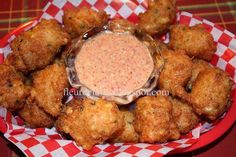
[110,109,139,143]
[134,96,180,143]
[30,63,68,117]
[138,0,176,35]
[158,50,193,99]
[169,24,216,61]
[18,97,54,128]
[187,59,211,90]
[170,98,199,133]
[63,7,109,38]
[8,19,70,73]
[188,68,233,120]
[0,64,29,111]
[56,98,125,150]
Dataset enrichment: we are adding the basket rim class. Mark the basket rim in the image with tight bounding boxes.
[0,14,235,155]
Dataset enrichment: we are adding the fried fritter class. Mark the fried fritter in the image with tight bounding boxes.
[8,19,70,73]
[154,39,169,53]
[169,24,216,61]
[18,97,54,128]
[0,64,29,112]
[158,50,193,99]
[109,19,137,33]
[110,109,139,143]
[188,68,233,120]
[138,0,176,35]
[56,98,124,150]
[30,63,68,117]
[187,59,211,90]
[63,7,109,38]
[134,96,180,143]
[170,98,199,133]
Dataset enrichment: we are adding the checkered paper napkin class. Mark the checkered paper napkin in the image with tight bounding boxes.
[0,0,236,157]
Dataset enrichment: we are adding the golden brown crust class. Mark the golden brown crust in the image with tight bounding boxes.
[170,98,199,133]
[188,68,233,120]
[138,0,176,35]
[187,59,211,90]
[56,98,125,150]
[155,39,169,52]
[158,50,193,99]
[0,64,29,112]
[18,97,54,128]
[110,109,139,143]
[30,63,68,117]
[169,24,216,61]
[63,7,109,38]
[134,95,180,143]
[8,19,70,73]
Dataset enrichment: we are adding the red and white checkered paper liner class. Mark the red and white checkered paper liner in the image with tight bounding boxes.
[0,0,236,157]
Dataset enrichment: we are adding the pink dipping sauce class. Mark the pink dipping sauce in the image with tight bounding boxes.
[75,32,154,96]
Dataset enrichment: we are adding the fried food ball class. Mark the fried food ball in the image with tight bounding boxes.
[169,24,216,61]
[0,64,29,112]
[155,39,169,53]
[188,68,233,120]
[158,50,193,99]
[18,97,54,128]
[187,59,211,90]
[138,0,176,35]
[170,98,199,133]
[8,19,70,73]
[56,98,125,150]
[63,7,109,38]
[30,63,68,117]
[134,96,180,143]
[109,19,137,33]
[110,109,139,143]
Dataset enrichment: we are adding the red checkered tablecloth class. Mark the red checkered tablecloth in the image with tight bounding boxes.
[0,1,236,157]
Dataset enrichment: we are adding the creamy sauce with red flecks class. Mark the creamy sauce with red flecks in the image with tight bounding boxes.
[75,32,154,96]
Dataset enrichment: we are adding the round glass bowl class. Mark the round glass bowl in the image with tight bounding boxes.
[65,22,164,104]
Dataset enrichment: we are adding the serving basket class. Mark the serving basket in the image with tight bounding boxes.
[0,0,235,156]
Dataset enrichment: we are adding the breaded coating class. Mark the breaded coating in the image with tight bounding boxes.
[8,19,70,73]
[138,0,176,35]
[56,98,124,150]
[169,24,216,61]
[30,63,68,117]
[134,96,180,143]
[18,97,54,128]
[0,64,29,112]
[188,68,233,120]
[154,39,169,53]
[158,50,193,99]
[63,7,109,38]
[109,19,136,33]
[170,98,199,133]
[187,59,211,90]
[110,109,139,143]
